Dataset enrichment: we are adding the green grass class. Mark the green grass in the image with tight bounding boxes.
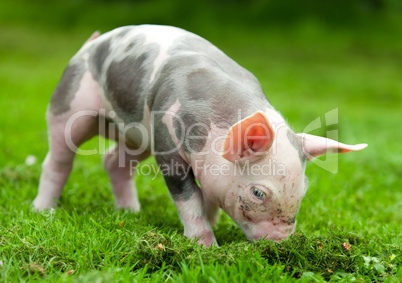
[1,1,402,282]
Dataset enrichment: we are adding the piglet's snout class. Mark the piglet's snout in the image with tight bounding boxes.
[247,221,296,242]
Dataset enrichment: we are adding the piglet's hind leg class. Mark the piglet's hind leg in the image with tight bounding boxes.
[33,112,98,210]
[33,64,101,210]
[103,142,150,212]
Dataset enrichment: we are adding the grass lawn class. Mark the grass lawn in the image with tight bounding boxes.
[0,2,401,282]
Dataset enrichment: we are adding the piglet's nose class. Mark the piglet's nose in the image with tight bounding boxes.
[245,221,296,242]
[251,226,295,242]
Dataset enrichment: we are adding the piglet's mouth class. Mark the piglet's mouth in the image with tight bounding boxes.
[245,222,296,242]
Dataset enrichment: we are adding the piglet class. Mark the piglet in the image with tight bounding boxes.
[33,25,367,246]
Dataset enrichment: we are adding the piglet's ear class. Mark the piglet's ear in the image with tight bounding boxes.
[296,133,367,161]
[223,111,275,163]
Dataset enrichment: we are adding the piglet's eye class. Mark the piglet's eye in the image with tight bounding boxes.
[252,187,265,200]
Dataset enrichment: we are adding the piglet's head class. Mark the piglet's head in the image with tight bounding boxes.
[220,111,367,242]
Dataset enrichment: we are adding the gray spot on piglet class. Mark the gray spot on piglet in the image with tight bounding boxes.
[162,156,196,201]
[89,39,111,81]
[152,110,196,201]
[49,62,85,115]
[105,42,159,123]
[174,111,210,153]
[116,27,131,38]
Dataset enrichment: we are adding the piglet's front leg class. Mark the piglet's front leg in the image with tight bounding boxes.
[161,162,217,246]
[176,185,217,246]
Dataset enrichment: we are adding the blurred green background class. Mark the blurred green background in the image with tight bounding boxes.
[0,0,401,280]
[2,0,402,32]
